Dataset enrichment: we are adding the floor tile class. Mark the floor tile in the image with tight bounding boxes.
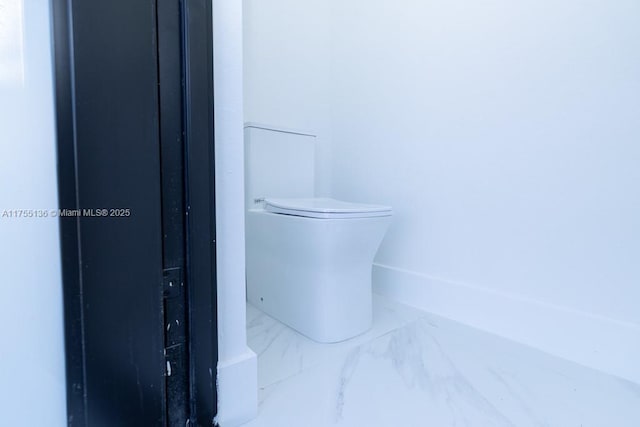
[247,294,426,388]
[244,298,640,427]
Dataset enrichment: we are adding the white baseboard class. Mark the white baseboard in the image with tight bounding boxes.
[215,349,258,427]
[373,263,640,385]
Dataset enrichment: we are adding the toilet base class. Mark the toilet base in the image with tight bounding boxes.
[246,209,390,343]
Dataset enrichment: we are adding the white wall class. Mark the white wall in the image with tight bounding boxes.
[243,0,333,196]
[0,0,67,424]
[331,0,640,326]
[330,0,640,381]
[244,0,640,383]
[214,0,257,425]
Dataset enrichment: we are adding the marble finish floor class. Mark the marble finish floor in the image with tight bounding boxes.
[243,295,640,427]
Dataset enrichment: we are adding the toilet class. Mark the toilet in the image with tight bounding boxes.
[244,123,392,343]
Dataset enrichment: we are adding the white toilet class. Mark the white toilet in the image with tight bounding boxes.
[244,123,392,343]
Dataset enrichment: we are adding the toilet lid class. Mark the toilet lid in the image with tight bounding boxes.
[264,197,392,219]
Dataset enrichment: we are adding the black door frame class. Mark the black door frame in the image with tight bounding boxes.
[52,1,218,425]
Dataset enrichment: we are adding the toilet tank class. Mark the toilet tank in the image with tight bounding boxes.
[244,123,316,210]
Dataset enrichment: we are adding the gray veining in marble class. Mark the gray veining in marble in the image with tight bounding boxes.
[243,296,640,427]
[247,294,427,389]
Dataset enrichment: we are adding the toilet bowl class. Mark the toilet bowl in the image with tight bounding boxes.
[244,124,392,342]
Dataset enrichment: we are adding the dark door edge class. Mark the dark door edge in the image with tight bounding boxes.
[182,0,219,424]
[51,0,219,424]
[51,1,87,425]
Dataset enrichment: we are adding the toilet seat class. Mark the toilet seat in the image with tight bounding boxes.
[264,197,392,219]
